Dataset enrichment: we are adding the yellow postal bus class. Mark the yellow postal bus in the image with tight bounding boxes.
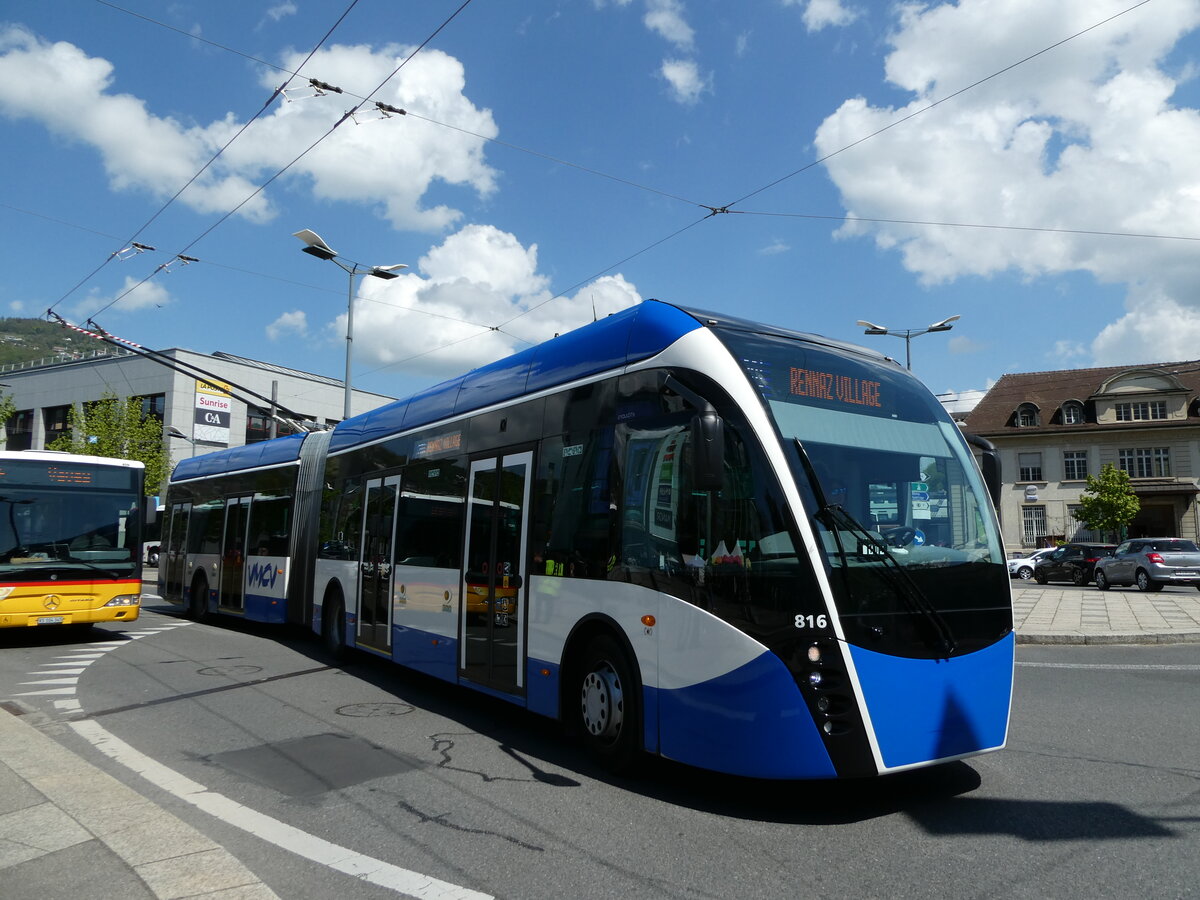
[0,451,144,632]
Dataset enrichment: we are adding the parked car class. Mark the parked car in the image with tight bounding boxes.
[1007,547,1056,580]
[1032,542,1117,585]
[1093,538,1200,592]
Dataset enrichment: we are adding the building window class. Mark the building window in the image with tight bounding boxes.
[1018,451,1043,482]
[1062,401,1084,425]
[44,405,71,445]
[1118,447,1171,478]
[1063,450,1088,480]
[1115,401,1167,421]
[135,393,166,422]
[1067,504,1105,542]
[1016,403,1039,427]
[245,408,303,444]
[1022,505,1047,548]
[6,409,33,451]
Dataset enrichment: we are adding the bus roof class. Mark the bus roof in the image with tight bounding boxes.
[326,299,705,454]
[171,431,306,481]
[0,449,145,470]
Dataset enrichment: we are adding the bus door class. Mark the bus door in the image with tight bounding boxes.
[163,502,190,603]
[358,475,400,653]
[460,450,532,696]
[218,496,250,611]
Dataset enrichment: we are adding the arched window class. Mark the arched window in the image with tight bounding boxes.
[1061,401,1084,425]
[1016,403,1039,427]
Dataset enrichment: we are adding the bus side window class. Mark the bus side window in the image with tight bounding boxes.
[535,430,616,580]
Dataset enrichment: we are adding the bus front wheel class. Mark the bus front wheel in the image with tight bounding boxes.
[576,635,641,773]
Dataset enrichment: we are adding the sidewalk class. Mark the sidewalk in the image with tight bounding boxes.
[0,704,280,900]
[1013,583,1200,644]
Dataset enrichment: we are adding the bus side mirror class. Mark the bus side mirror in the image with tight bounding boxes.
[961,432,1000,509]
[692,411,725,491]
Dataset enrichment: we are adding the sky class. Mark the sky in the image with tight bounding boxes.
[2,0,1199,410]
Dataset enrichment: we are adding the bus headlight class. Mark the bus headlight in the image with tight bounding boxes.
[808,671,823,686]
[103,594,141,607]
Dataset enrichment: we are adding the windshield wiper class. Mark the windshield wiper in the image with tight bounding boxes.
[793,438,957,657]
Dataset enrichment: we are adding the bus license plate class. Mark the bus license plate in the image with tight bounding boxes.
[36,616,65,625]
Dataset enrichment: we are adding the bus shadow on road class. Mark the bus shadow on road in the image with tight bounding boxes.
[905,796,1177,840]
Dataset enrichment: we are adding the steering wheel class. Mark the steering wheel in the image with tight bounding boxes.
[884,526,917,547]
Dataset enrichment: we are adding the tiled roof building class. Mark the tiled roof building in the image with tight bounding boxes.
[964,362,1200,550]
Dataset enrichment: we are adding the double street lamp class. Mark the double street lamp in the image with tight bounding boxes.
[294,229,406,420]
[855,315,960,371]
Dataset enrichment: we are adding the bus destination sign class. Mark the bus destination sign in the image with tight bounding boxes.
[789,367,882,408]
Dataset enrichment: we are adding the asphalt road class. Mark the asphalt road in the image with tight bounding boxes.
[2,607,1197,900]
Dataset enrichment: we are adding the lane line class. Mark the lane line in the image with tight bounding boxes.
[70,717,493,900]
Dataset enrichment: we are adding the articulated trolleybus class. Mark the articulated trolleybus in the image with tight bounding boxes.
[0,451,144,631]
[161,301,1013,779]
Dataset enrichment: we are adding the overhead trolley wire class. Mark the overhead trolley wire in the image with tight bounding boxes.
[52,0,367,319]
[719,0,1154,212]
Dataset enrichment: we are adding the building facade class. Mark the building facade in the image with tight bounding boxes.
[964,361,1200,551]
[2,346,395,492]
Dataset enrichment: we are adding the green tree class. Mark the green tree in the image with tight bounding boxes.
[1075,463,1140,541]
[47,392,168,496]
[0,392,15,434]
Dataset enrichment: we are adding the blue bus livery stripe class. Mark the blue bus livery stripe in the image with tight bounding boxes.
[327,300,704,454]
[848,633,1014,769]
[656,650,836,779]
[173,432,306,481]
[243,593,288,624]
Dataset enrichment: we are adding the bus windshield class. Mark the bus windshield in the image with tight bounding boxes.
[0,458,142,580]
[716,328,1009,656]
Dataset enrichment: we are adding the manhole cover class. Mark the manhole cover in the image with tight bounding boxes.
[197,665,263,677]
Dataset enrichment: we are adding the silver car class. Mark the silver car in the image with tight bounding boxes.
[1094,538,1200,592]
[1007,547,1055,580]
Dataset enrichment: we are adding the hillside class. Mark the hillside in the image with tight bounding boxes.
[0,317,103,369]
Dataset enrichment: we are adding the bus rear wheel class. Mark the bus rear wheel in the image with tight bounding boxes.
[576,635,641,773]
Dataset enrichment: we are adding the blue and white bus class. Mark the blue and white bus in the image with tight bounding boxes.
[160,300,1013,779]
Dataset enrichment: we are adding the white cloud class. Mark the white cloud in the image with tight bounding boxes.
[1091,290,1200,366]
[9,301,25,313]
[660,58,710,105]
[795,0,860,32]
[1051,339,1088,362]
[72,276,171,318]
[265,3,296,23]
[758,239,791,255]
[266,310,309,342]
[344,224,642,376]
[0,28,499,231]
[812,0,1200,349]
[644,0,695,50]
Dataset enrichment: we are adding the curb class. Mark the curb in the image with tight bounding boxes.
[0,705,279,900]
[1017,630,1200,645]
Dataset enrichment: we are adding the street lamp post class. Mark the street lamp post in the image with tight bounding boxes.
[165,425,197,458]
[855,315,960,370]
[294,229,406,420]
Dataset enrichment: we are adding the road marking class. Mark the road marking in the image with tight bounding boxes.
[1018,661,1200,671]
[69,718,493,900]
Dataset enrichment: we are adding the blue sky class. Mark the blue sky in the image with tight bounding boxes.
[2,0,1199,406]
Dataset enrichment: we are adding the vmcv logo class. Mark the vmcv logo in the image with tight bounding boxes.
[247,562,281,589]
